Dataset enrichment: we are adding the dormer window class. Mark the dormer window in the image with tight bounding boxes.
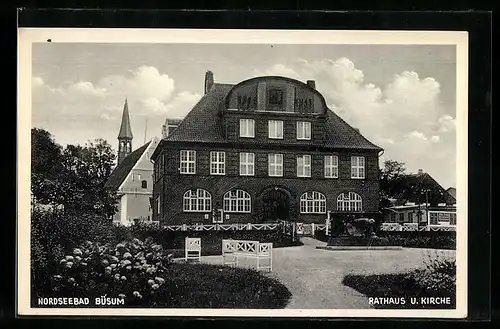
[268,88,284,106]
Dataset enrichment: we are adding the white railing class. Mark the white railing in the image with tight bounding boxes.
[222,239,273,272]
[163,223,279,231]
[380,223,403,231]
[423,224,456,232]
[380,222,456,232]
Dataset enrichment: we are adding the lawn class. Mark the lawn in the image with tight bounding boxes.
[146,263,292,308]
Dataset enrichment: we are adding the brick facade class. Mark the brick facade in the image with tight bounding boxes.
[151,75,383,225]
[153,143,380,225]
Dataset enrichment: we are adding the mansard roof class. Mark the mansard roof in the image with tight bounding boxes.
[157,77,382,156]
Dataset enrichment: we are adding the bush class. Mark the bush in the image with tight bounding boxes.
[34,237,173,307]
[410,252,456,295]
[378,231,456,249]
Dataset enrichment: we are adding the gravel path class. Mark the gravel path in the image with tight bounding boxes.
[201,237,456,309]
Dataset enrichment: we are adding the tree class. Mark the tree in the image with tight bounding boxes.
[31,128,118,218]
[381,160,406,181]
[31,128,65,207]
[379,159,407,208]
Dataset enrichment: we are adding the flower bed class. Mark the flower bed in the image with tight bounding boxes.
[32,237,291,308]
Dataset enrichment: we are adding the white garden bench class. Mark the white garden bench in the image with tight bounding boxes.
[185,237,201,262]
[222,239,273,272]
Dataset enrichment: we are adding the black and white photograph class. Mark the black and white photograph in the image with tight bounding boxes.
[17,28,468,318]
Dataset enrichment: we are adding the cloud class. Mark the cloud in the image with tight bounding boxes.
[256,58,456,187]
[32,65,202,147]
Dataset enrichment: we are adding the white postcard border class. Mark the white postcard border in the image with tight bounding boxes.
[17,28,469,318]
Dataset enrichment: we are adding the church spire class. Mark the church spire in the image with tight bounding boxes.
[117,98,133,165]
[118,97,133,139]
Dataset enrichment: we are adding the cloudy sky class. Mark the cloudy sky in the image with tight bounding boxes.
[32,43,457,188]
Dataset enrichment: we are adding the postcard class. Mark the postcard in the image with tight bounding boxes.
[17,28,468,318]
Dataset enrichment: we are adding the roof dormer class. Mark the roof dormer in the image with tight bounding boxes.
[223,76,328,116]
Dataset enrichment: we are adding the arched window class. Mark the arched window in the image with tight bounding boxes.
[337,192,363,212]
[183,189,211,212]
[300,191,326,214]
[141,180,147,189]
[223,189,251,213]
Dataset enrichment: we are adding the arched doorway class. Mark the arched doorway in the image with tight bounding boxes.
[255,186,296,223]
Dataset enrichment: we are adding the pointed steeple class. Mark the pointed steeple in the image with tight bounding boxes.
[118,97,133,139]
[117,98,133,165]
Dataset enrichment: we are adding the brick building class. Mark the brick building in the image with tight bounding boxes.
[151,72,384,225]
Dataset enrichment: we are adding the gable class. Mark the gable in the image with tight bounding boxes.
[224,76,326,114]
[118,138,159,192]
[105,141,151,191]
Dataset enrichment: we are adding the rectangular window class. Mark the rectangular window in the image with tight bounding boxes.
[398,213,405,223]
[268,88,284,106]
[268,120,284,139]
[210,151,225,175]
[408,212,414,223]
[239,152,255,176]
[297,121,312,140]
[324,155,339,178]
[297,155,311,177]
[268,154,283,177]
[239,119,255,138]
[180,150,196,174]
[351,156,365,179]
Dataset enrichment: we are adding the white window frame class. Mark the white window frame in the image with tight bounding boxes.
[336,192,363,212]
[297,155,312,177]
[300,191,327,214]
[210,151,226,175]
[268,120,284,139]
[239,119,255,138]
[268,153,283,177]
[239,152,255,176]
[180,150,196,174]
[183,189,212,212]
[223,189,251,213]
[351,156,365,179]
[324,155,339,178]
[297,121,312,140]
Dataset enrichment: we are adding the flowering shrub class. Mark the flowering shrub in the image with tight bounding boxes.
[49,237,173,306]
[409,252,456,295]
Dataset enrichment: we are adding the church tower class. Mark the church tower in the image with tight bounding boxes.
[117,98,133,165]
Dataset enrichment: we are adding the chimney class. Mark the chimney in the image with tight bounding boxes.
[204,71,214,94]
[418,169,424,175]
[306,80,316,89]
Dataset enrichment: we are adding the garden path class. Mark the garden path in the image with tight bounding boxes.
[201,237,456,309]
